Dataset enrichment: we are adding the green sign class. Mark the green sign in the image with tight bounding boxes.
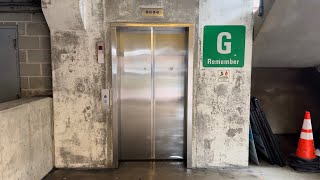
[203,25,246,67]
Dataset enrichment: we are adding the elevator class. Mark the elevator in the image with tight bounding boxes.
[111,24,194,163]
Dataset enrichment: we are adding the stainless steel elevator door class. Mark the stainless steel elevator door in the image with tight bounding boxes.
[154,28,187,159]
[119,28,152,160]
[118,27,187,160]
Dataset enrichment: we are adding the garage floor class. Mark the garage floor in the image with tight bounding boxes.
[44,135,320,180]
[43,161,319,180]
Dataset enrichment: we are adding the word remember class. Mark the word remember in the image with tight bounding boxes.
[207,58,240,65]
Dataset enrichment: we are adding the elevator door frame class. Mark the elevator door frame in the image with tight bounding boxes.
[111,23,194,168]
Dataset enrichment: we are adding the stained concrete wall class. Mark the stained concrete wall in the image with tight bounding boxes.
[0,12,52,97]
[0,97,53,180]
[43,0,114,168]
[251,68,320,134]
[43,0,253,168]
[196,0,253,167]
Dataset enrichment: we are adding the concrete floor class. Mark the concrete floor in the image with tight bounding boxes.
[44,135,320,180]
[44,161,320,180]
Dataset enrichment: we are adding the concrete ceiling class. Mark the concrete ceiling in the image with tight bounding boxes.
[253,0,320,67]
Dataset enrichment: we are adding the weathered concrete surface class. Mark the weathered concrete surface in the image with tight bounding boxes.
[195,0,253,167]
[0,97,53,180]
[41,0,84,31]
[105,0,198,22]
[42,0,110,168]
[252,68,320,134]
[43,0,253,168]
[50,30,109,168]
[253,0,320,67]
[43,161,320,180]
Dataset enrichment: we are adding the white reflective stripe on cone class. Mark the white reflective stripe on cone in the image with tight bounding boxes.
[300,132,314,140]
[302,119,312,130]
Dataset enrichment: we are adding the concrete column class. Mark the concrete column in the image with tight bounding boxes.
[193,0,253,167]
[42,0,111,168]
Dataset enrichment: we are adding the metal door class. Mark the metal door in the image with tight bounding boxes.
[118,27,153,160]
[115,26,187,160]
[0,27,19,103]
[154,28,187,159]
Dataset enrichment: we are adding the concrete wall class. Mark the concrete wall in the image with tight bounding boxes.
[43,0,112,168]
[0,97,53,180]
[253,0,320,67]
[0,12,52,97]
[251,68,320,134]
[43,0,253,168]
[253,0,274,39]
[196,0,253,167]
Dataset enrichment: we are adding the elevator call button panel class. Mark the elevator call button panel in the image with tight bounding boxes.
[97,42,104,64]
[101,89,109,110]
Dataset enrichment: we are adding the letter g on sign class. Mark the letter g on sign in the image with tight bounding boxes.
[217,32,231,54]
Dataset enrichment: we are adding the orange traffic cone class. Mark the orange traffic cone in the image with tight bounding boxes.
[296,111,316,160]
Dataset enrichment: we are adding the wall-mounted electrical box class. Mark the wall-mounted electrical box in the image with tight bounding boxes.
[97,42,104,63]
